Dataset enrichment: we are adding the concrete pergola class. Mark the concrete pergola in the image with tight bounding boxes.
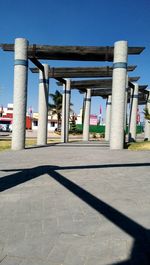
[0,38,144,150]
[31,66,138,143]
[57,77,141,142]
[86,85,149,143]
[68,78,148,143]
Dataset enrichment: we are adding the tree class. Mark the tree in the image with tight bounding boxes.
[143,107,150,122]
[49,90,62,130]
[49,90,74,131]
[70,113,77,133]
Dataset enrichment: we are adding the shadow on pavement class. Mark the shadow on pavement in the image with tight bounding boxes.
[0,164,150,264]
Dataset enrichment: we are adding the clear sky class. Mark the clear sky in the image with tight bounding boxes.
[0,0,150,121]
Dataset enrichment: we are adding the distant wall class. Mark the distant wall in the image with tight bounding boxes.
[76,124,143,134]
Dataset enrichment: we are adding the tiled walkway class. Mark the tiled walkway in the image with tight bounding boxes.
[0,142,150,264]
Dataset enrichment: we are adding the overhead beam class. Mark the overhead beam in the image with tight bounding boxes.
[80,86,148,97]
[30,58,44,71]
[137,85,148,91]
[1,44,145,61]
[57,77,140,89]
[129,81,148,90]
[138,92,149,105]
[63,77,140,89]
[91,85,148,93]
[55,77,66,84]
[140,88,149,94]
[30,65,137,78]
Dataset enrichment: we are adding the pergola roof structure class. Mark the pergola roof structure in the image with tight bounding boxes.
[0,44,145,61]
[1,42,147,105]
[30,65,137,78]
[57,75,149,105]
[86,86,149,105]
[0,40,147,150]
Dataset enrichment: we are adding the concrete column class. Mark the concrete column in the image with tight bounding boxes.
[12,38,28,150]
[61,79,71,143]
[144,92,150,141]
[65,79,71,142]
[124,75,128,130]
[110,40,128,150]
[128,85,133,140]
[83,89,91,141]
[105,95,112,141]
[129,83,139,142]
[37,64,49,145]
[82,92,86,125]
[61,83,66,143]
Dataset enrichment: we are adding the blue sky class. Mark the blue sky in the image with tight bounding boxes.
[0,0,150,120]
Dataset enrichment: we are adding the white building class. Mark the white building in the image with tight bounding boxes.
[32,111,58,132]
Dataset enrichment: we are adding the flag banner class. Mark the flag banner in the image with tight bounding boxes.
[28,107,33,117]
[136,108,140,124]
[99,105,102,114]
[90,114,98,125]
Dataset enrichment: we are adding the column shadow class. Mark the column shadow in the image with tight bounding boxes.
[0,164,150,264]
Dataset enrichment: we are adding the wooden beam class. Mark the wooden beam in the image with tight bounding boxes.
[129,85,148,92]
[91,88,149,100]
[1,44,145,61]
[128,81,134,89]
[54,77,66,84]
[69,77,140,89]
[57,77,140,89]
[129,82,148,90]
[91,89,112,97]
[30,58,44,71]
[30,65,137,78]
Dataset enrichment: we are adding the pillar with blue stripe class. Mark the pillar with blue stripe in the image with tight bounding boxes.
[129,83,139,142]
[12,38,29,150]
[124,74,129,131]
[61,79,71,143]
[110,40,128,149]
[37,64,49,145]
[83,89,91,141]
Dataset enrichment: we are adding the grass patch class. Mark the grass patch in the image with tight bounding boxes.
[127,141,150,151]
[0,138,60,151]
[0,139,11,151]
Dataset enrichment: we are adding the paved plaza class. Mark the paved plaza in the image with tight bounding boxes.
[0,142,150,264]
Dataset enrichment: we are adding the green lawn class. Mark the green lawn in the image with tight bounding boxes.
[127,141,150,151]
[1,138,150,152]
[0,138,59,152]
[0,139,11,151]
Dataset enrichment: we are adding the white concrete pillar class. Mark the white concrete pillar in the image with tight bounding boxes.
[105,95,112,141]
[82,92,86,125]
[83,89,91,141]
[144,92,150,140]
[61,83,66,143]
[61,79,71,143]
[128,85,133,139]
[12,38,28,150]
[129,83,139,142]
[65,79,71,142]
[124,75,128,130]
[37,64,49,145]
[110,40,128,150]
